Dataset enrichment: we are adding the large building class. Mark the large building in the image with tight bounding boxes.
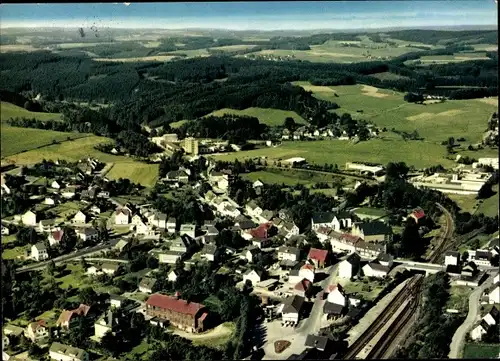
[145,293,208,333]
[410,171,492,195]
[183,137,199,155]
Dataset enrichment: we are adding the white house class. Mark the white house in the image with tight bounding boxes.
[338,253,361,279]
[325,284,346,306]
[49,342,89,361]
[488,282,500,304]
[298,264,315,283]
[31,243,49,261]
[311,212,351,232]
[167,218,177,234]
[483,307,499,326]
[245,201,263,218]
[243,269,264,286]
[22,210,37,226]
[48,230,64,247]
[362,262,389,278]
[94,310,115,341]
[25,320,49,343]
[134,220,150,236]
[201,244,217,262]
[61,187,76,199]
[253,180,264,189]
[138,277,157,293]
[246,247,260,263]
[44,197,57,205]
[168,270,178,282]
[115,208,130,225]
[73,211,87,224]
[444,251,460,266]
[471,321,490,341]
[159,251,183,264]
[76,227,99,243]
[277,246,300,263]
[131,214,144,226]
[50,180,61,189]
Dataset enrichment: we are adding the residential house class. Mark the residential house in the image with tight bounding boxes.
[1,224,10,236]
[168,270,179,283]
[259,210,275,224]
[293,278,313,298]
[72,211,87,224]
[24,320,49,343]
[39,219,57,233]
[307,248,328,268]
[409,207,426,224]
[471,320,491,341]
[101,263,120,275]
[94,309,117,341]
[305,335,331,353]
[76,227,98,243]
[377,253,394,267]
[134,219,151,236]
[279,221,300,239]
[159,251,184,264]
[167,218,177,233]
[330,232,360,254]
[249,223,274,248]
[362,262,390,278]
[246,247,260,263]
[51,180,61,190]
[323,301,345,321]
[278,246,301,264]
[22,210,37,226]
[32,243,49,261]
[131,214,144,226]
[114,239,129,253]
[483,306,499,326]
[338,253,361,279]
[48,230,64,247]
[145,294,209,333]
[170,237,189,253]
[280,295,305,326]
[49,342,89,361]
[61,187,76,199]
[109,295,125,309]
[461,262,478,277]
[44,196,57,205]
[180,224,196,239]
[56,304,91,330]
[253,180,264,189]
[471,250,493,267]
[165,170,189,183]
[325,284,346,306]
[243,269,264,286]
[311,212,352,232]
[445,251,461,266]
[139,277,157,294]
[298,264,315,283]
[351,222,392,243]
[355,240,386,259]
[252,238,271,249]
[155,213,167,229]
[114,208,130,225]
[201,244,217,262]
[245,201,263,219]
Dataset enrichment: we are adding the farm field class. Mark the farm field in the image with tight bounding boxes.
[476,185,499,217]
[209,44,257,52]
[463,343,500,359]
[1,101,62,122]
[212,138,459,169]
[208,107,306,126]
[416,52,491,64]
[294,82,497,145]
[447,184,499,217]
[94,55,177,62]
[4,136,159,187]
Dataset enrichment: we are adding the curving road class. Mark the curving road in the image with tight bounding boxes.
[448,273,494,359]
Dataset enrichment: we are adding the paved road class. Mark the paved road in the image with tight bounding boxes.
[15,238,120,273]
[297,263,339,336]
[448,273,494,359]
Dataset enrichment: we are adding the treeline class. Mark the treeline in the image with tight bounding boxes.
[383,29,498,46]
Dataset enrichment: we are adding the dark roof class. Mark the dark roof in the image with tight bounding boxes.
[463,261,478,272]
[347,307,362,319]
[479,319,491,331]
[445,251,460,258]
[282,295,305,314]
[377,253,394,263]
[489,306,499,321]
[146,294,204,316]
[202,244,217,255]
[345,252,361,265]
[323,302,344,315]
[305,335,330,351]
[475,250,491,260]
[312,212,336,224]
[366,262,390,273]
[261,210,275,221]
[356,221,392,236]
[278,246,300,257]
[446,265,462,275]
[237,220,257,230]
[139,277,157,289]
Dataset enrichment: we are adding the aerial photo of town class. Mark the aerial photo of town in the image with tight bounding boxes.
[0,1,499,360]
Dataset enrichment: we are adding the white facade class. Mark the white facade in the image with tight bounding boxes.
[278,249,299,262]
[31,244,49,261]
[73,211,87,224]
[338,259,355,279]
[51,181,61,189]
[180,224,196,238]
[488,284,500,304]
[243,270,262,285]
[477,157,499,170]
[470,325,487,341]
[327,289,346,306]
[298,267,315,283]
[115,210,130,225]
[168,271,178,282]
[345,162,384,175]
[22,210,37,226]
[45,197,56,205]
[159,252,182,264]
[445,254,460,266]
[362,264,388,278]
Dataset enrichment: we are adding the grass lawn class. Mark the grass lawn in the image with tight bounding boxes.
[463,343,500,359]
[338,279,386,301]
[447,194,478,215]
[446,286,473,313]
[293,82,497,145]
[126,340,154,361]
[242,169,341,186]
[1,125,89,158]
[2,246,27,260]
[169,119,188,129]
[353,207,387,217]
[1,101,62,122]
[207,107,306,126]
[212,138,458,169]
[4,135,158,187]
[476,185,499,217]
[1,235,17,244]
[48,263,88,289]
[190,322,236,348]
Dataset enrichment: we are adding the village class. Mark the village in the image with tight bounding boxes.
[1,150,499,361]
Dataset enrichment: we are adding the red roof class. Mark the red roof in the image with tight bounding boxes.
[146,294,205,316]
[412,208,425,219]
[199,312,208,322]
[308,248,328,263]
[250,223,272,240]
[52,230,64,242]
[29,319,47,332]
[340,233,362,244]
[294,278,312,291]
[301,263,315,272]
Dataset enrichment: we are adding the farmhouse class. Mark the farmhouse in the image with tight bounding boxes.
[31,243,49,261]
[145,293,209,333]
[243,269,264,285]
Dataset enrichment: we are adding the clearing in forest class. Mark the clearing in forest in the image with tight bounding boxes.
[361,85,388,98]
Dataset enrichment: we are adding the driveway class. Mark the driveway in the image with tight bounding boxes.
[448,273,494,358]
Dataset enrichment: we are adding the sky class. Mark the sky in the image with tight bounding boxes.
[0,1,497,30]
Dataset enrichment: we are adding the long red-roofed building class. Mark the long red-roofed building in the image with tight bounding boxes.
[145,293,209,333]
[307,248,329,268]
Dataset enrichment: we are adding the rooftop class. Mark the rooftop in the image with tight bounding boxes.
[146,294,205,316]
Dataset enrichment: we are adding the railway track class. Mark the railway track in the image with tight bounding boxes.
[342,274,424,360]
[366,279,423,359]
[428,203,455,264]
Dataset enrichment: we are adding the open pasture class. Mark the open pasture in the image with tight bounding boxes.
[1,101,62,122]
[4,135,159,187]
[208,107,306,126]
